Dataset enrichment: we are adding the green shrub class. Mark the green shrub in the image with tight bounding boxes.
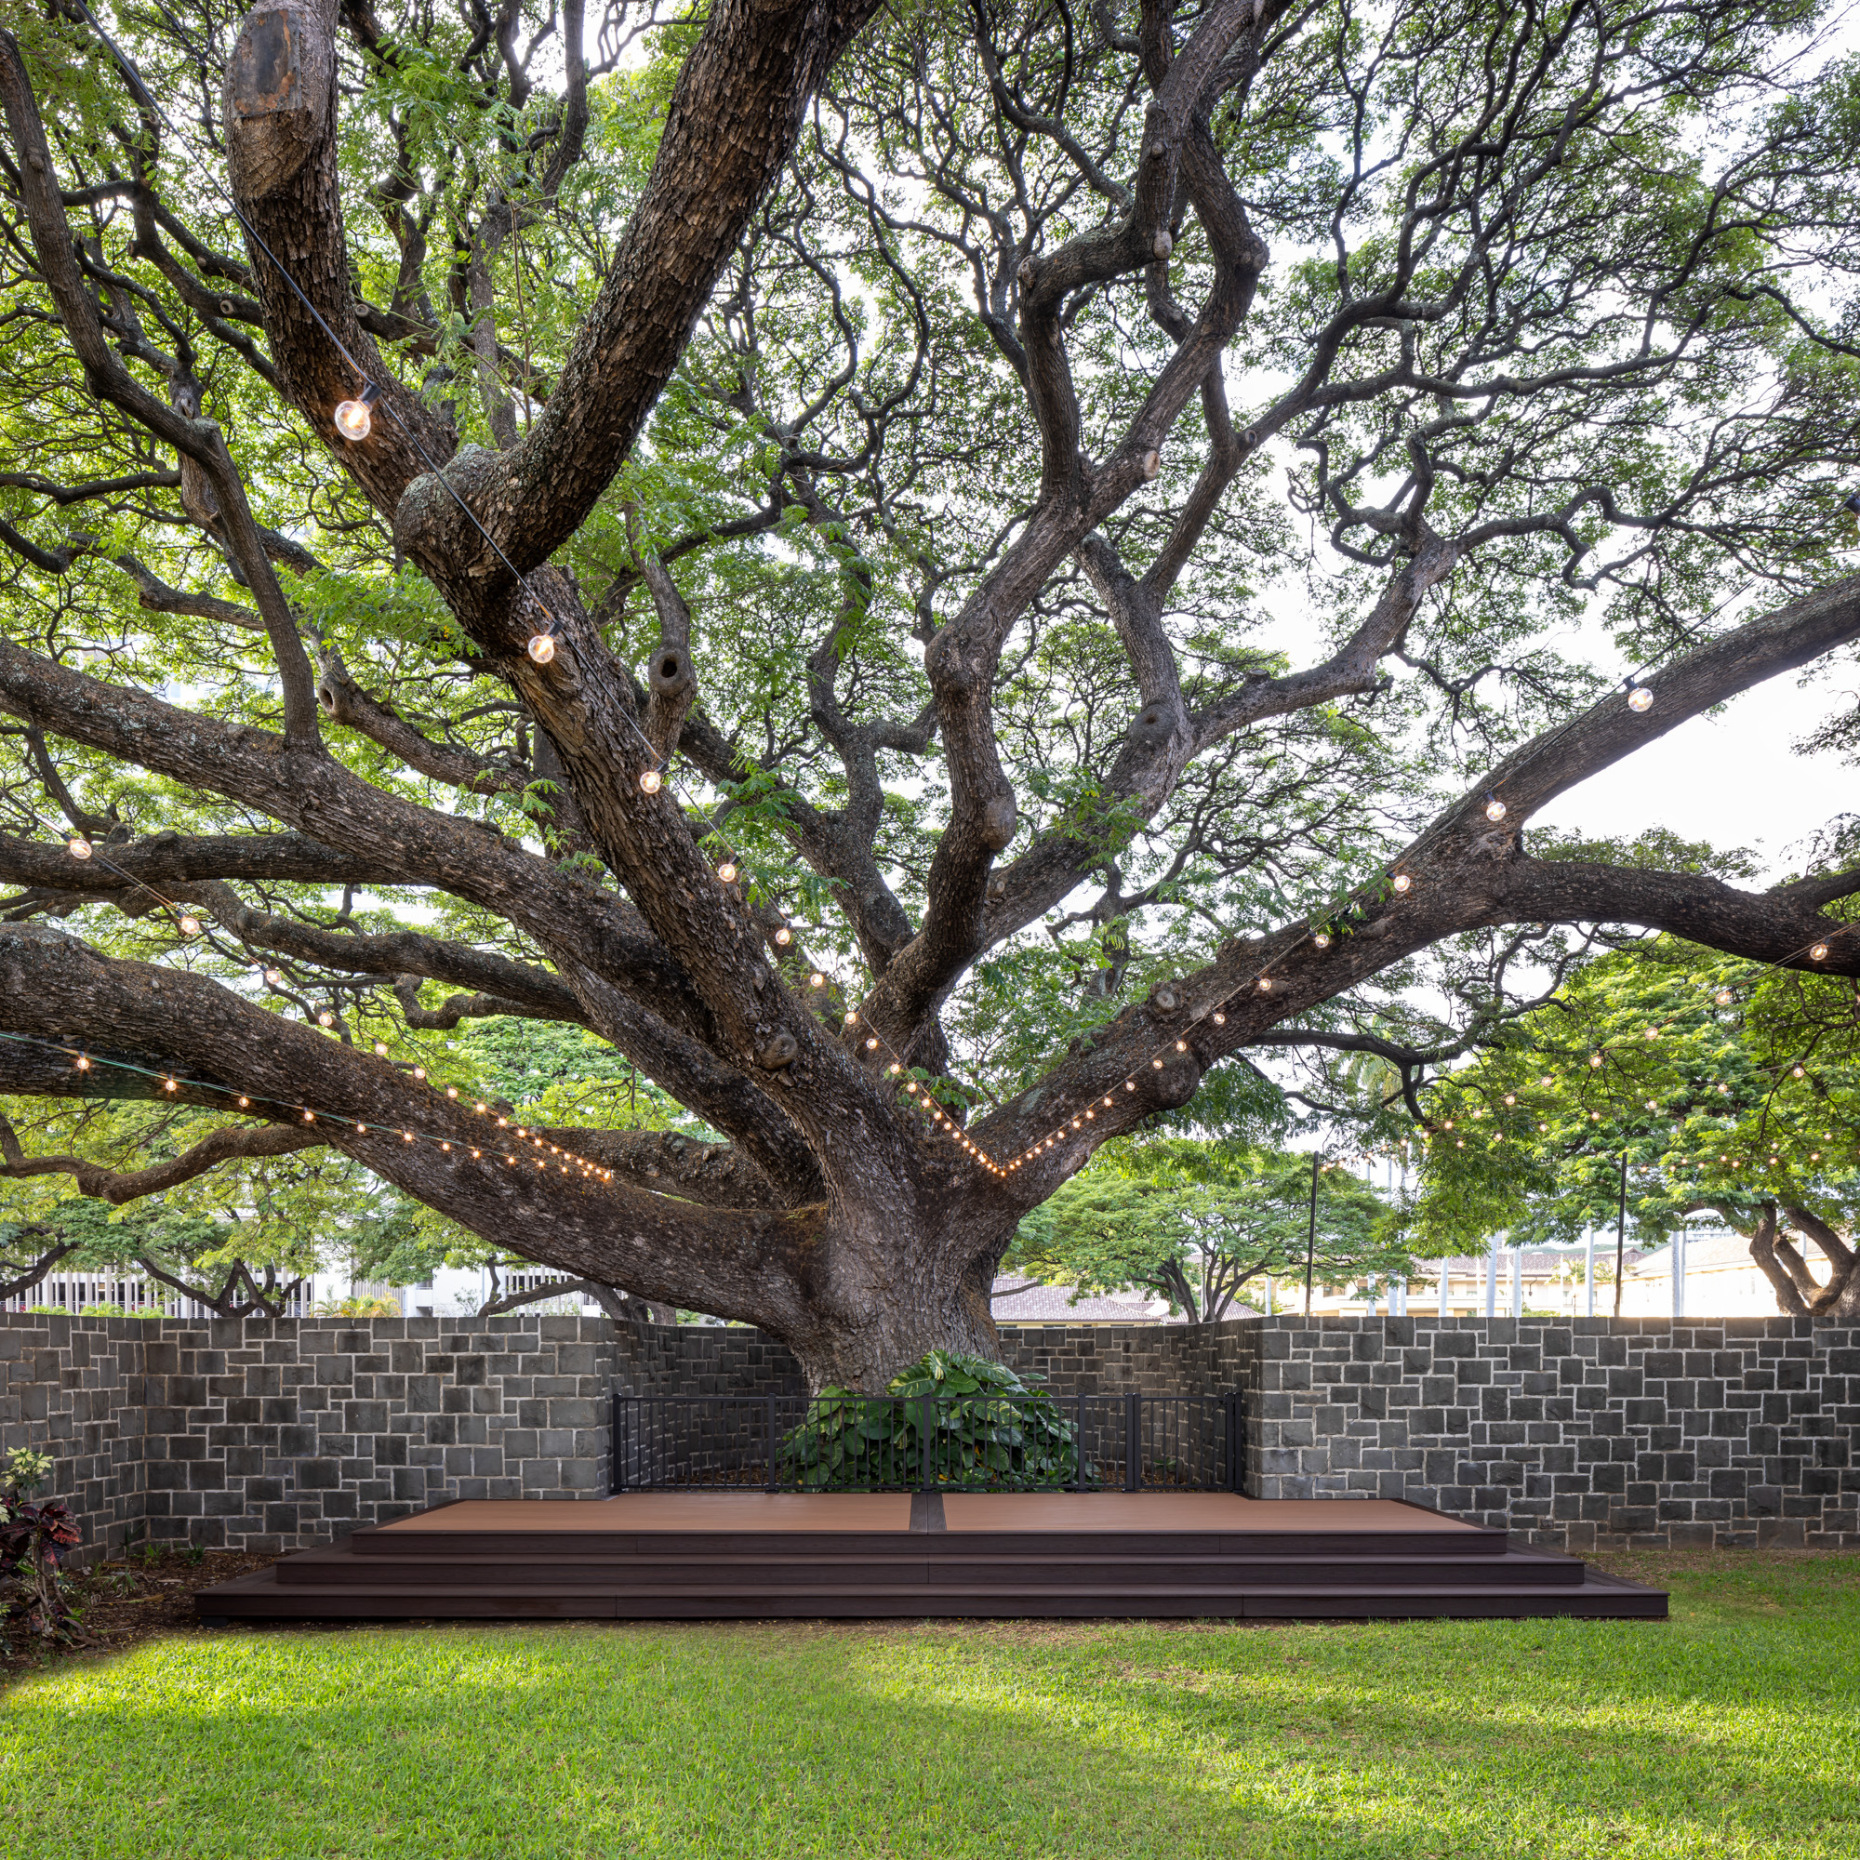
[781,1350,1095,1491]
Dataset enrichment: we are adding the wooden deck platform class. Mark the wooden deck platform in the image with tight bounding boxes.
[197,1491,1666,1624]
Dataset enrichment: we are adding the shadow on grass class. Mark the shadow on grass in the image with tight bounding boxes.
[0,1562,1855,1860]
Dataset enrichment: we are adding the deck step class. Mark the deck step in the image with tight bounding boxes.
[201,1567,1664,1622]
[348,1527,1511,1560]
[273,1547,1586,1592]
[196,1496,1665,1625]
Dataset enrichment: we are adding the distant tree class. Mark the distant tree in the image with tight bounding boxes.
[1403,939,1860,1316]
[1009,1139,1408,1321]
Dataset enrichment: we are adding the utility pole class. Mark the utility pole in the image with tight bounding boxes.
[1614,1150,1628,1319]
[1305,1151,1320,1316]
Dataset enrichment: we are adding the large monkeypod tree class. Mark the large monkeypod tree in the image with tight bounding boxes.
[4,1,1860,1388]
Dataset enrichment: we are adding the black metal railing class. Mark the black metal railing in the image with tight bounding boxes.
[611,1389,1241,1493]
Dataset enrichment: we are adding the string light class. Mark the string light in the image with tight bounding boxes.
[717,861,738,884]
[1312,932,1330,949]
[331,382,380,441]
[1391,873,1412,894]
[75,1054,89,1071]
[1810,943,1829,962]
[774,928,792,946]
[526,631,557,666]
[639,768,663,794]
[67,837,92,860]
[1484,795,1507,822]
[1625,679,1654,712]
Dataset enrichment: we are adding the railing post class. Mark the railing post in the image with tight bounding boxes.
[1072,1392,1084,1492]
[766,1393,778,1491]
[921,1392,934,1493]
[1125,1390,1141,1491]
[1225,1392,1239,1493]
[610,1386,620,1495]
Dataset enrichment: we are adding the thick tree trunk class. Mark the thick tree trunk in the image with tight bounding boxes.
[769,1201,1012,1391]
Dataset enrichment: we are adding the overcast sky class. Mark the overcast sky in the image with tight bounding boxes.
[1532,657,1855,883]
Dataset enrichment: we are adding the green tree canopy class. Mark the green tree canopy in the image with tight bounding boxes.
[1010,1138,1410,1321]
[4,3,1860,1384]
[1403,938,1860,1316]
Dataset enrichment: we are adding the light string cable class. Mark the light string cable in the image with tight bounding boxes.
[61,7,1860,1184]
[64,4,975,1175]
[0,1027,618,1184]
[66,5,1347,1181]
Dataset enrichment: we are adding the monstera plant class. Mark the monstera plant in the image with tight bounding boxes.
[782,1351,1089,1491]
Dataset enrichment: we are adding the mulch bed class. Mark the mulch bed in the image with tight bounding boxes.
[1,1548,277,1683]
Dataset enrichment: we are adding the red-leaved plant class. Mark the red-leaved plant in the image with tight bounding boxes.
[1,1449,82,1640]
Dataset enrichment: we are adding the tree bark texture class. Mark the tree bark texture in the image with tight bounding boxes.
[4,7,1860,1383]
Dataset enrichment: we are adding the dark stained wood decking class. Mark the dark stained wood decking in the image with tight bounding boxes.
[197,1492,1666,1623]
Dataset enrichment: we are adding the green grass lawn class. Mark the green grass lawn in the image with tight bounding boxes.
[2,1552,1855,1859]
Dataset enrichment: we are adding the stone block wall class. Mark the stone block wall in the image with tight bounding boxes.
[4,1310,1855,1557]
[1243,1314,1860,1551]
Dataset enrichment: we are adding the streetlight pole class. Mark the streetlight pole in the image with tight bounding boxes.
[1305,1150,1320,1316]
[1614,1150,1628,1319]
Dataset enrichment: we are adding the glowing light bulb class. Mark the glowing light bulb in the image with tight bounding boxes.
[775,928,792,946]
[67,837,92,860]
[446,1086,459,1099]
[1627,685,1654,713]
[1484,797,1507,822]
[264,968,283,986]
[332,391,375,441]
[75,1053,90,1071]
[1810,943,1830,961]
[1503,1093,1515,1105]
[1125,1080,1136,1090]
[1716,989,1734,1006]
[1590,1054,1602,1068]
[639,768,663,794]
[1151,1057,1165,1070]
[1212,1012,1226,1025]
[302,1108,315,1123]
[1312,932,1330,949]
[810,972,826,988]
[318,1010,334,1027]
[1257,977,1273,992]
[1175,1040,1188,1052]
[1391,873,1412,893]
[237,1096,249,1107]
[717,861,738,884]
[526,631,557,665]
[413,1066,426,1080]
[843,1011,858,1025]
[1793,1065,1806,1078]
[176,914,201,937]
[865,1038,878,1050]
[375,1041,389,1055]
